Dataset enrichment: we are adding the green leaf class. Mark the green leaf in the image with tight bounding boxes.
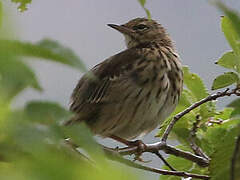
[0,39,87,72]
[11,0,32,12]
[228,98,240,109]
[212,72,239,90]
[62,123,105,163]
[159,145,208,180]
[228,98,240,117]
[207,119,240,180]
[137,0,151,19]
[183,66,215,120]
[138,0,146,6]
[216,51,240,72]
[183,66,208,100]
[24,101,71,124]
[0,96,10,126]
[144,8,151,19]
[214,108,234,120]
[232,135,240,180]
[216,2,240,38]
[0,56,42,101]
[221,16,240,56]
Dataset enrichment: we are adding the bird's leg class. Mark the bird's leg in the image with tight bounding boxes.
[109,135,144,147]
[109,135,149,162]
[110,135,147,152]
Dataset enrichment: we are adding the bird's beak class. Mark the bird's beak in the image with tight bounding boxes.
[107,24,134,37]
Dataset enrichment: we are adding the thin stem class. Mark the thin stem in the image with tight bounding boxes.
[104,148,210,179]
[161,88,240,142]
[154,151,176,171]
[189,115,210,160]
[116,141,209,167]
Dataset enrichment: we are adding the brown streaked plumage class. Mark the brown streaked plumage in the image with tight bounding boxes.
[66,18,183,140]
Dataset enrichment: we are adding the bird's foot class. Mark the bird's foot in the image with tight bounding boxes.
[110,135,148,162]
[110,135,147,150]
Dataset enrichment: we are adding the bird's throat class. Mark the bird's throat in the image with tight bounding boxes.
[124,35,139,49]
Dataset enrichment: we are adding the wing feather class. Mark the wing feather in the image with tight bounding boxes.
[69,46,143,115]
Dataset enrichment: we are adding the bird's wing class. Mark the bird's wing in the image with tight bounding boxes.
[69,47,143,116]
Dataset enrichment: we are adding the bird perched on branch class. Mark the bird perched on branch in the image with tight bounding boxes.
[66,18,183,146]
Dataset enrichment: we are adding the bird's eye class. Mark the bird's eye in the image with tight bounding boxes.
[132,24,148,31]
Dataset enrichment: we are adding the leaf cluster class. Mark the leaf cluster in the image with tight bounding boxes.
[158,3,240,180]
[0,4,139,180]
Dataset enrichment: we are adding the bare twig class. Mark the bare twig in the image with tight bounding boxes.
[231,134,240,180]
[189,115,210,160]
[112,142,209,167]
[154,151,176,171]
[104,148,210,179]
[64,141,210,179]
[161,88,240,142]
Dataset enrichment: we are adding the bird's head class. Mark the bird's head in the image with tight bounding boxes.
[108,18,172,48]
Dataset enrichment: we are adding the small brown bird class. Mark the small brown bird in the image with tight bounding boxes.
[67,18,183,145]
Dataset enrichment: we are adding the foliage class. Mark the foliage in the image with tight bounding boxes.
[0,3,139,180]
[137,0,151,19]
[159,3,240,180]
[2,1,240,180]
[11,0,31,12]
[212,5,240,90]
[0,39,87,71]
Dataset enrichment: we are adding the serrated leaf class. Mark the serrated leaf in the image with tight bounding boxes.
[183,66,215,120]
[0,56,42,101]
[207,119,240,180]
[216,51,240,72]
[183,66,208,100]
[11,0,32,12]
[221,16,240,56]
[216,2,240,39]
[212,72,239,90]
[0,39,87,72]
[25,101,71,124]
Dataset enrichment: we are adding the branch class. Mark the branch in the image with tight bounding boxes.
[102,87,240,177]
[189,115,210,160]
[65,87,239,180]
[65,141,210,179]
[154,151,176,171]
[104,148,210,180]
[161,88,240,142]
[110,142,209,167]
